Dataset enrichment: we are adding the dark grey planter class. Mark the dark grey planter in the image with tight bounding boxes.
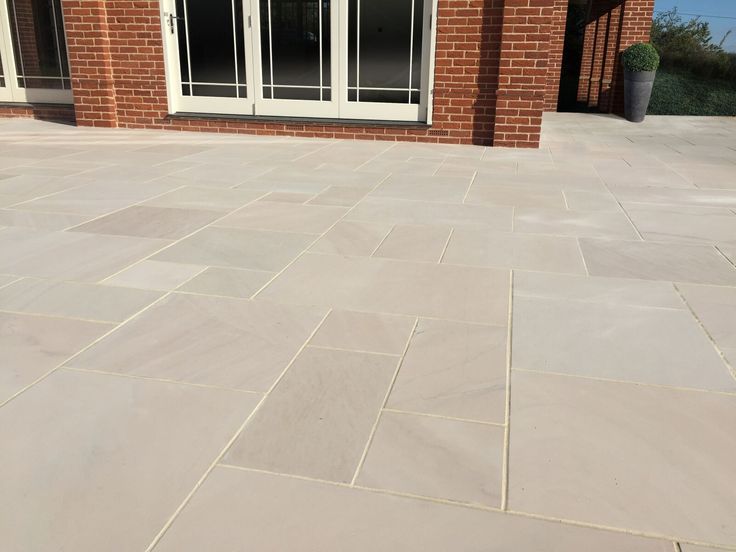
[624,69,656,123]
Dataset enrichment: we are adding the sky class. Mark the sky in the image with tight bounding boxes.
[654,0,736,52]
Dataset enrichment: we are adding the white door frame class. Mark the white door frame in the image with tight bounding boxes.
[161,0,438,123]
[160,0,256,115]
[0,0,73,104]
[337,0,434,122]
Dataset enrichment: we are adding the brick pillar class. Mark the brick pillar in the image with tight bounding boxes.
[544,0,568,111]
[61,0,117,127]
[494,0,554,148]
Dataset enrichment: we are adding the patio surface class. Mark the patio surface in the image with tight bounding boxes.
[1,113,735,551]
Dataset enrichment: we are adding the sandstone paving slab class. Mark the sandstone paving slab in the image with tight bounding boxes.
[508,371,736,546]
[257,253,510,325]
[0,277,162,322]
[176,266,275,298]
[103,260,205,291]
[151,226,313,272]
[677,283,736,350]
[0,227,169,282]
[309,309,416,355]
[0,369,259,552]
[442,228,586,274]
[373,223,452,263]
[514,207,639,239]
[356,411,504,506]
[68,293,327,392]
[224,347,398,482]
[153,467,674,552]
[513,271,685,309]
[388,318,508,423]
[71,205,221,240]
[309,220,391,256]
[0,311,113,402]
[512,295,735,391]
[580,239,736,286]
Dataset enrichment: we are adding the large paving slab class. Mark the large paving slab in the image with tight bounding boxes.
[256,253,510,325]
[508,371,736,546]
[224,347,398,482]
[153,467,673,552]
[69,294,327,392]
[0,369,259,552]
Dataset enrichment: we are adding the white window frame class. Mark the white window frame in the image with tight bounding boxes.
[161,0,438,124]
[0,0,73,104]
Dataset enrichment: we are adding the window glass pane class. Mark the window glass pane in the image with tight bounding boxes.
[0,49,5,87]
[261,0,330,100]
[6,0,70,89]
[356,89,409,104]
[177,0,246,98]
[273,86,320,100]
[347,0,423,104]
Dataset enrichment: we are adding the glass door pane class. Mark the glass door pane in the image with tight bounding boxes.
[342,0,429,121]
[168,0,253,114]
[175,0,247,98]
[5,0,71,98]
[254,0,337,117]
[260,0,330,100]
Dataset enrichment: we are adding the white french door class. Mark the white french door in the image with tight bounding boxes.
[161,0,436,122]
[0,0,72,104]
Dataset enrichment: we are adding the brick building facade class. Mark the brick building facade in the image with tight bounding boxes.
[0,0,655,148]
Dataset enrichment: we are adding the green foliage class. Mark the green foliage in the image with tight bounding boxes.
[651,9,736,81]
[622,43,661,72]
[648,69,736,116]
[651,9,720,54]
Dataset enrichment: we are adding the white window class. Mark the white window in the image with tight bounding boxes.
[0,0,72,104]
[160,0,437,122]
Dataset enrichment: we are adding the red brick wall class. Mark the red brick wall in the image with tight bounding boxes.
[62,0,118,127]
[0,102,75,122]
[577,0,654,113]
[60,0,507,145]
[544,0,568,111]
[494,0,554,148]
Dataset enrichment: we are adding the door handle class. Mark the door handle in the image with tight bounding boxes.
[166,12,184,34]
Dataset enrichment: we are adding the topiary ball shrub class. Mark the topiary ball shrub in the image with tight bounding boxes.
[622,43,660,72]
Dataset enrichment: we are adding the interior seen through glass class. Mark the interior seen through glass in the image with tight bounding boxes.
[6,0,70,89]
[176,0,247,98]
[348,0,423,104]
[0,49,5,87]
[260,0,330,101]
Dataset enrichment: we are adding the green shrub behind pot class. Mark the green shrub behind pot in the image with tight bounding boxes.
[622,43,660,72]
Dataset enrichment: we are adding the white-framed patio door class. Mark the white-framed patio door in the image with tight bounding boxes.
[0,0,73,104]
[161,0,256,115]
[162,0,435,122]
[338,0,433,122]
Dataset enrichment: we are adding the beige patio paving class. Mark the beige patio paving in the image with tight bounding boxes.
[0,113,735,551]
